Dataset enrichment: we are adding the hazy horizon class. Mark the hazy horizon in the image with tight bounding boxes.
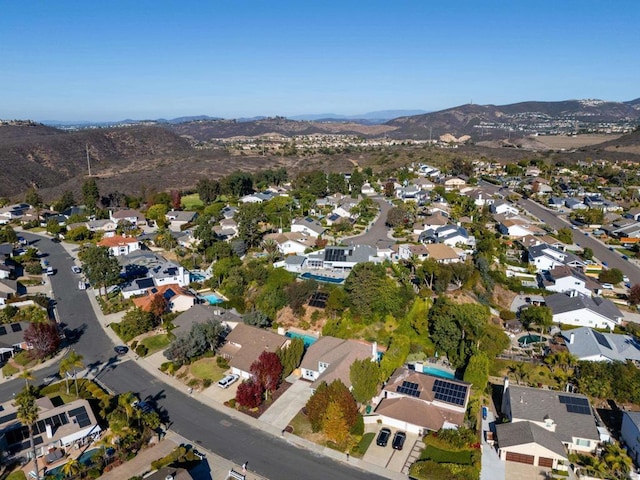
[1,0,638,122]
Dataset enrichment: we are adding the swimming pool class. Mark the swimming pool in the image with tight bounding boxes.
[518,334,544,346]
[422,366,456,379]
[285,331,318,347]
[300,272,345,284]
[202,293,223,305]
[45,449,101,479]
[190,272,207,282]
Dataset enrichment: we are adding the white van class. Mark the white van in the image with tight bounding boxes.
[46,266,54,276]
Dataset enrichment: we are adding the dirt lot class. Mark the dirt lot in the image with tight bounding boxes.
[530,134,621,150]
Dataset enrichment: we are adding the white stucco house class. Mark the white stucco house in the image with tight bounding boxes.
[291,217,326,237]
[545,291,623,330]
[97,235,141,257]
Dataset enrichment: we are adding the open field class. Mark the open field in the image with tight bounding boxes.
[530,134,622,149]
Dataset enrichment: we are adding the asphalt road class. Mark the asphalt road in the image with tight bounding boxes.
[346,196,393,246]
[0,233,386,480]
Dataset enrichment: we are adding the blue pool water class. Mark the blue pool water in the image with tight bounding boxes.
[191,272,207,282]
[300,272,345,284]
[45,449,101,479]
[202,294,223,305]
[422,366,456,379]
[285,331,318,347]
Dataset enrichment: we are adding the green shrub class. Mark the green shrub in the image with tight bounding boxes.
[2,363,19,377]
[499,310,516,321]
[13,351,31,366]
[350,414,364,436]
[352,432,374,456]
[216,356,229,369]
[135,344,148,357]
[131,340,138,350]
[203,379,212,388]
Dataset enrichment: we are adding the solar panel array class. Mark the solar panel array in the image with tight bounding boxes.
[397,381,420,398]
[0,326,7,336]
[0,411,17,424]
[5,412,69,445]
[324,248,348,263]
[559,395,591,415]
[308,292,329,308]
[432,379,468,406]
[593,330,611,349]
[10,323,21,333]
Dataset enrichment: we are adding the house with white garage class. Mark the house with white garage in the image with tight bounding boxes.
[291,217,325,237]
[373,368,470,435]
[217,323,289,379]
[528,244,585,273]
[97,235,141,257]
[305,245,380,272]
[262,232,316,255]
[539,265,600,296]
[110,208,145,225]
[423,244,464,264]
[621,412,640,468]
[420,225,475,248]
[561,327,640,363]
[165,210,198,232]
[501,381,600,460]
[491,201,519,216]
[496,421,568,469]
[545,290,623,330]
[300,336,379,390]
[397,244,430,261]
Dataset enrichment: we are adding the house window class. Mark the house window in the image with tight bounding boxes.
[575,439,590,447]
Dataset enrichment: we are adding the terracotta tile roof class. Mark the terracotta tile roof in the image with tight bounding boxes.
[131,284,193,312]
[97,235,139,247]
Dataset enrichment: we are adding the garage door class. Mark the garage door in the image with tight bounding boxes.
[538,457,554,468]
[505,452,535,464]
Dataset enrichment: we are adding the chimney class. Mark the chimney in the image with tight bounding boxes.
[46,424,53,439]
[371,341,378,361]
[570,333,575,345]
[569,289,577,298]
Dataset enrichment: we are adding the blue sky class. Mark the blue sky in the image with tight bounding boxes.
[1,1,638,121]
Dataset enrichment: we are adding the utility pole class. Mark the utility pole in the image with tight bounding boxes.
[86,144,92,176]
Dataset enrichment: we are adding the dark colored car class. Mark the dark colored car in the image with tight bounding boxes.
[392,431,406,450]
[114,345,128,355]
[623,255,629,261]
[376,428,391,447]
[51,237,61,243]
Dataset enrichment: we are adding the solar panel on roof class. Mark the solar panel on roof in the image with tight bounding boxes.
[68,406,87,417]
[432,379,468,406]
[10,323,22,332]
[0,326,6,336]
[593,330,611,350]
[77,416,92,428]
[0,412,17,424]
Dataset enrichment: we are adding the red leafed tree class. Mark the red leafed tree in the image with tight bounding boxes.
[629,284,640,306]
[235,379,263,409]
[170,190,182,210]
[149,293,168,320]
[24,322,60,360]
[250,351,283,399]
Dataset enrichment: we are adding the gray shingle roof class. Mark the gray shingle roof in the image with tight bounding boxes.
[545,291,622,322]
[495,421,567,458]
[563,327,640,362]
[506,385,599,444]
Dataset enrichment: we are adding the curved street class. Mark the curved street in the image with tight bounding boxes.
[0,232,389,480]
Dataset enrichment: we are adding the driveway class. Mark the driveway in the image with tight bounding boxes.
[258,378,312,429]
[504,461,551,480]
[363,425,419,473]
[480,410,505,480]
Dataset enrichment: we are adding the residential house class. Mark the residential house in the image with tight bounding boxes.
[611,222,640,239]
[263,232,316,256]
[86,219,118,235]
[110,209,145,226]
[469,190,495,208]
[545,291,623,330]
[361,182,377,195]
[423,244,464,264]
[145,467,194,480]
[584,195,604,209]
[97,235,141,257]
[528,244,585,273]
[397,244,429,261]
[539,265,600,297]
[396,185,426,203]
[291,217,325,238]
[548,197,566,210]
[532,178,553,194]
[495,421,568,468]
[171,304,240,336]
[305,245,379,272]
[118,251,190,297]
[131,284,197,313]
[374,368,470,435]
[221,206,238,219]
[278,255,306,273]
[498,219,544,238]
[525,167,541,177]
[621,412,640,467]
[443,177,466,190]
[420,225,475,248]
[165,210,198,232]
[0,398,101,459]
[300,336,379,390]
[491,201,519,216]
[561,327,640,363]
[332,199,359,219]
[213,218,238,240]
[565,198,588,211]
[518,235,565,250]
[0,279,20,305]
[0,321,31,361]
[218,323,289,379]
[626,207,640,222]
[501,381,600,455]
[0,203,31,224]
[239,191,277,204]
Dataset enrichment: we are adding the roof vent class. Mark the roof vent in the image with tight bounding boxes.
[165,475,174,480]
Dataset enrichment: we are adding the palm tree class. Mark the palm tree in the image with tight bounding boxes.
[508,362,528,386]
[18,369,34,388]
[61,458,80,479]
[117,392,138,424]
[60,351,84,397]
[16,385,41,480]
[603,442,632,479]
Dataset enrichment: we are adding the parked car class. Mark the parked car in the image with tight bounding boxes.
[71,266,81,274]
[114,345,128,355]
[623,275,630,283]
[192,448,206,460]
[602,283,614,290]
[217,374,239,389]
[623,255,629,261]
[376,428,391,447]
[46,266,54,276]
[609,247,615,251]
[392,431,406,450]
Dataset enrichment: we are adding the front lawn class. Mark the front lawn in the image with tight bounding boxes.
[181,194,204,210]
[422,445,474,465]
[141,334,172,355]
[189,357,227,381]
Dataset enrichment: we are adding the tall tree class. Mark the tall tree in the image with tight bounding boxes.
[25,187,43,207]
[236,202,266,248]
[323,401,349,447]
[276,337,305,379]
[82,178,100,212]
[16,385,41,480]
[235,379,263,408]
[349,359,380,404]
[60,351,84,396]
[250,351,283,400]
[24,322,60,360]
[19,369,34,388]
[78,245,122,297]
